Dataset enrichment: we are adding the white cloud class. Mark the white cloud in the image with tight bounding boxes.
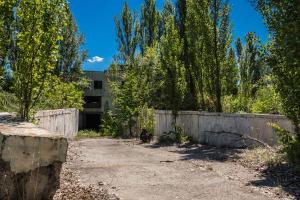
[87,56,104,63]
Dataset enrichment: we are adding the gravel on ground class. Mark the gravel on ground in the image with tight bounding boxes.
[55,138,299,200]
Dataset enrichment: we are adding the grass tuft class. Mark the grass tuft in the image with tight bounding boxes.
[77,130,102,139]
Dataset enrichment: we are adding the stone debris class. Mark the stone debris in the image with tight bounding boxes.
[54,142,120,200]
[53,167,119,200]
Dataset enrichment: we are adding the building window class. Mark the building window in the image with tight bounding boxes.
[84,96,102,108]
[94,81,103,89]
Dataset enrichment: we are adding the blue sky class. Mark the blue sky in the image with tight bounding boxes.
[68,0,268,71]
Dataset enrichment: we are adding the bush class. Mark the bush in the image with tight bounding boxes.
[272,123,300,164]
[158,124,188,145]
[138,105,155,135]
[222,95,240,113]
[101,111,122,138]
[251,86,282,114]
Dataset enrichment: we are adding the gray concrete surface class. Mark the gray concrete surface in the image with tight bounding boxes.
[155,110,294,147]
[68,139,283,200]
[0,113,68,200]
[35,108,79,139]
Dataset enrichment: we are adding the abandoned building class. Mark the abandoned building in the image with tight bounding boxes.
[79,70,112,130]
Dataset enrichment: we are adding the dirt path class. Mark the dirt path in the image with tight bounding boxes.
[67,139,288,200]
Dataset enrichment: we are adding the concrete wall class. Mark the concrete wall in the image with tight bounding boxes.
[35,108,79,139]
[0,112,68,200]
[155,110,294,147]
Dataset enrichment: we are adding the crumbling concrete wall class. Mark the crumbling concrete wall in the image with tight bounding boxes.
[0,113,68,200]
[35,108,79,139]
[155,110,294,147]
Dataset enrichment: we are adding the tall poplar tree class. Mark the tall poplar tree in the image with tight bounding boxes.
[222,47,239,96]
[210,0,231,112]
[176,0,198,110]
[159,0,174,38]
[114,2,139,66]
[160,15,186,118]
[185,0,211,110]
[140,0,159,54]
[55,6,87,83]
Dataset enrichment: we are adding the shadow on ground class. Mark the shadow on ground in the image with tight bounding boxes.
[145,142,242,162]
[145,142,300,199]
[248,164,300,199]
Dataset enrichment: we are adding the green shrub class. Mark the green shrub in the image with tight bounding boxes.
[101,111,122,138]
[222,95,240,113]
[251,86,282,114]
[158,124,188,145]
[138,105,155,135]
[272,123,300,164]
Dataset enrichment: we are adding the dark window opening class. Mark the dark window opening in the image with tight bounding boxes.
[84,96,101,108]
[94,81,103,89]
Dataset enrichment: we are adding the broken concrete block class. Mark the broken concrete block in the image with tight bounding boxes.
[0,113,68,200]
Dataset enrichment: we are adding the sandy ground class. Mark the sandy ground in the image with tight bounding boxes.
[64,138,295,200]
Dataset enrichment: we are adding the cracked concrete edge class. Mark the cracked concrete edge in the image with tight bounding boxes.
[0,116,68,174]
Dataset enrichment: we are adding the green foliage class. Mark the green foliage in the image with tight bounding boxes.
[110,0,295,140]
[158,124,188,145]
[0,0,15,69]
[272,124,300,165]
[222,48,239,96]
[0,0,86,119]
[254,0,300,142]
[36,78,85,111]
[101,111,121,138]
[135,46,164,108]
[77,130,101,139]
[138,105,155,134]
[235,33,267,113]
[140,0,159,53]
[13,0,67,120]
[184,0,234,112]
[114,2,139,64]
[109,67,140,137]
[222,95,242,113]
[160,14,186,115]
[251,85,282,114]
[0,91,18,112]
[55,6,87,83]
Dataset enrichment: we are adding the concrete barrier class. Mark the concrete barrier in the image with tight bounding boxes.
[0,113,68,200]
[155,110,294,147]
[35,108,79,139]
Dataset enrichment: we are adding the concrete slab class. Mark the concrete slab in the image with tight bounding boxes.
[0,113,68,200]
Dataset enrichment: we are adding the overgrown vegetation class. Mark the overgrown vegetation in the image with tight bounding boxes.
[0,91,18,112]
[158,124,189,145]
[77,130,101,139]
[105,0,281,138]
[252,0,300,164]
[0,0,88,119]
[101,111,122,138]
[104,0,299,166]
[272,124,300,165]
